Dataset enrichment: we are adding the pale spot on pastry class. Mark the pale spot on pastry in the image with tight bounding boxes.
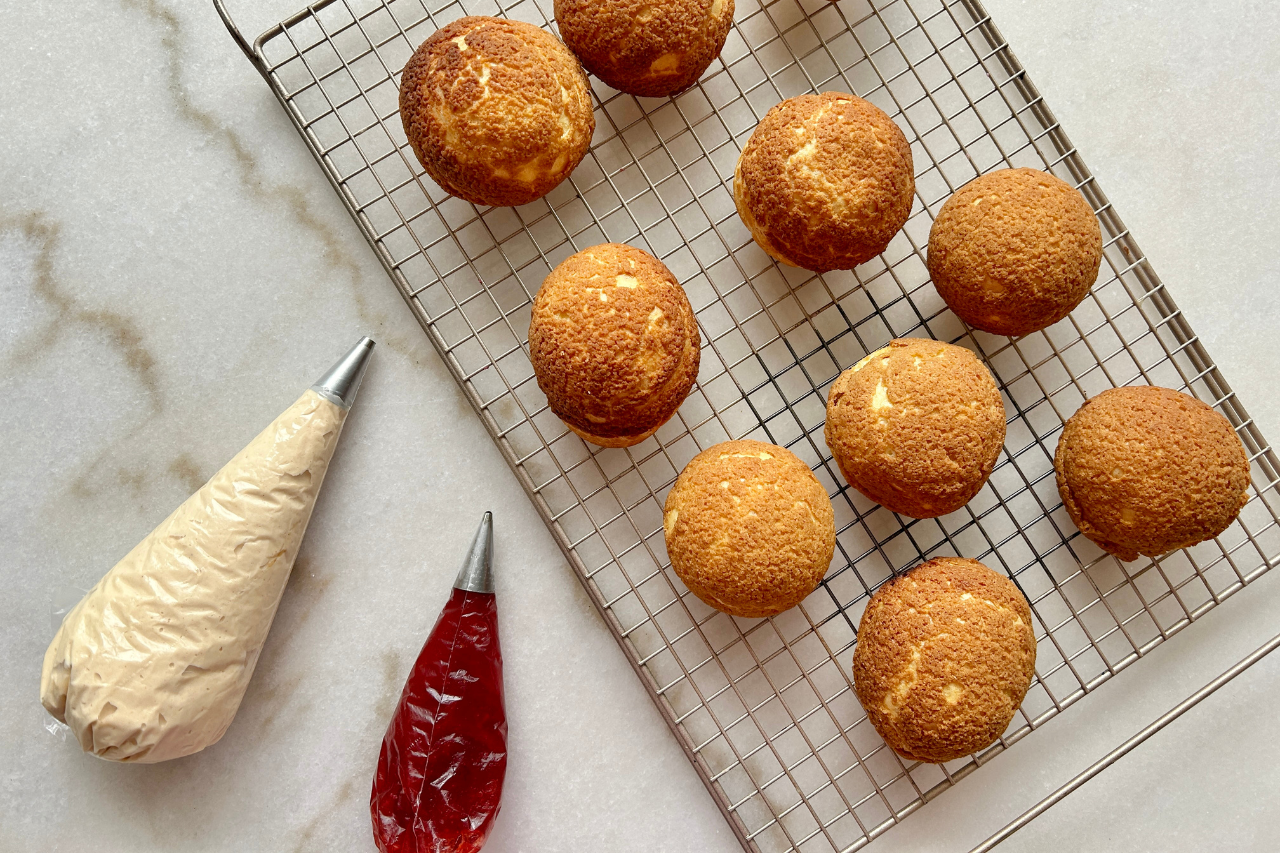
[794,499,821,528]
[852,346,891,373]
[616,274,640,288]
[942,683,964,705]
[882,648,922,718]
[516,162,541,183]
[871,380,892,411]
[649,52,682,75]
[788,138,818,165]
[663,509,679,536]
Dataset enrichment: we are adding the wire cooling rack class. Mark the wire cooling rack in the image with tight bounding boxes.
[215,0,1280,849]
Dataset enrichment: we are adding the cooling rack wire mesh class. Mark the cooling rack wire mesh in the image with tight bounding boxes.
[238,0,1280,848]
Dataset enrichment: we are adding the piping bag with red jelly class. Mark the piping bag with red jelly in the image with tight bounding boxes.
[372,512,507,853]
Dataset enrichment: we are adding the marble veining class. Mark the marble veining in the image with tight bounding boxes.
[2,212,161,407]
[1,0,1278,850]
[122,0,430,363]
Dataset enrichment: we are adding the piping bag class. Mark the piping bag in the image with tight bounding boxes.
[40,337,375,763]
[372,512,507,853]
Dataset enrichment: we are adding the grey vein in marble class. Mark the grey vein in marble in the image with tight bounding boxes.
[1,0,1277,850]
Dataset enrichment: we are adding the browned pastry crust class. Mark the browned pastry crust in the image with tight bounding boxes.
[663,439,835,618]
[554,0,734,98]
[399,17,595,207]
[529,243,700,447]
[824,338,1006,518]
[733,92,915,272]
[853,557,1036,764]
[1054,385,1250,562]
[927,168,1103,337]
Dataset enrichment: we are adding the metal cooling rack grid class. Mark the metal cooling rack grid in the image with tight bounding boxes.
[213,0,1280,849]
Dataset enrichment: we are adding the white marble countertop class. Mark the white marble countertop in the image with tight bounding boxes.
[2,0,1278,850]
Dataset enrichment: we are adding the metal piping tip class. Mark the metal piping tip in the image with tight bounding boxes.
[311,336,375,409]
[454,512,494,593]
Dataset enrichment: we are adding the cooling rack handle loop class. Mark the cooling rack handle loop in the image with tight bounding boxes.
[212,0,258,66]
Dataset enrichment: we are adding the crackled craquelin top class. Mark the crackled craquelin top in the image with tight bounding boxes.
[825,338,1006,519]
[663,439,834,618]
[1055,385,1250,562]
[529,243,700,447]
[734,92,915,272]
[928,168,1102,337]
[555,0,734,97]
[399,16,594,207]
[853,557,1036,764]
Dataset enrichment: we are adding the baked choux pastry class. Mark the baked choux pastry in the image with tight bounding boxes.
[529,243,700,447]
[399,16,594,207]
[734,92,915,272]
[853,557,1036,763]
[825,338,1005,518]
[927,168,1103,337]
[555,0,734,97]
[1055,385,1250,562]
[663,439,835,618]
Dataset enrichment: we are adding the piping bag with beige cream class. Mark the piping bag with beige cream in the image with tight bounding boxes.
[40,337,375,763]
